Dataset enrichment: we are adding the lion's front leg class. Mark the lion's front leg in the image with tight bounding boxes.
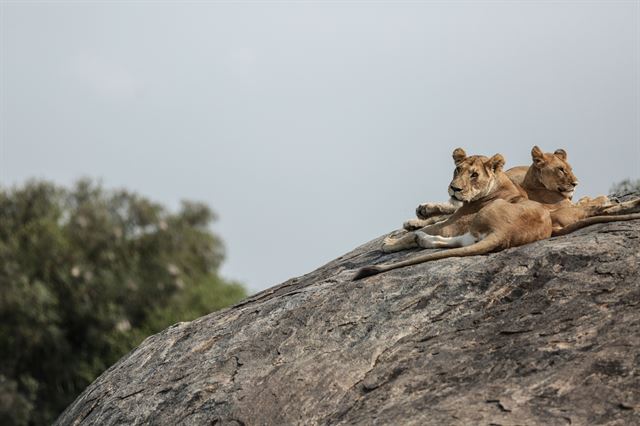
[416,202,460,220]
[576,195,612,209]
[382,232,420,253]
[403,214,449,231]
[598,197,640,215]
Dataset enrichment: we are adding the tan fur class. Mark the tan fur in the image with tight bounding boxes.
[407,146,619,233]
[353,148,640,281]
[550,197,640,231]
[385,149,528,252]
[520,146,579,205]
[353,149,551,279]
[517,146,631,232]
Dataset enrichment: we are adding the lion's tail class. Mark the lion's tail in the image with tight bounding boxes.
[552,213,640,237]
[352,233,502,280]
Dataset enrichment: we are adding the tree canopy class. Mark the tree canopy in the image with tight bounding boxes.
[610,178,640,195]
[0,179,246,425]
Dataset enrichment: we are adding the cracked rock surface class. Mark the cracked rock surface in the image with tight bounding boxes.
[57,212,640,425]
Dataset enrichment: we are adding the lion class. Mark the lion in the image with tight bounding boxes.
[511,146,623,231]
[510,146,614,211]
[353,148,640,280]
[507,146,578,204]
[404,146,612,232]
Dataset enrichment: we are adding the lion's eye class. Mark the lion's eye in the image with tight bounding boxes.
[454,167,461,175]
[470,172,479,179]
[558,168,565,175]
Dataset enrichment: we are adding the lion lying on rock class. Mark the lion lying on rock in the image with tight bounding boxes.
[405,146,626,232]
[353,148,640,280]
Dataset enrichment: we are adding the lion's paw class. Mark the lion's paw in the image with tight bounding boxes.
[382,236,402,253]
[576,195,613,208]
[416,203,439,219]
[416,203,456,219]
[403,218,425,231]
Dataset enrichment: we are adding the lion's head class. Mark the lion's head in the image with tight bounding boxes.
[530,146,578,199]
[448,148,506,202]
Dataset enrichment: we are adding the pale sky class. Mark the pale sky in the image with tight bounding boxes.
[1,1,639,292]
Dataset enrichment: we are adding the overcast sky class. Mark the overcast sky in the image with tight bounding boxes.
[1,1,638,292]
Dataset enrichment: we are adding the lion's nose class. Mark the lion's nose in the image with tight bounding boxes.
[450,185,462,193]
[571,181,579,187]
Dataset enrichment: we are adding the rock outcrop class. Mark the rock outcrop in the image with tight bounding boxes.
[57,209,640,425]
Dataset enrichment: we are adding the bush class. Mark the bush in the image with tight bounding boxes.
[610,178,640,195]
[0,179,246,425]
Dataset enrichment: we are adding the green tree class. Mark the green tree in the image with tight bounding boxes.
[0,179,246,425]
[610,178,640,194]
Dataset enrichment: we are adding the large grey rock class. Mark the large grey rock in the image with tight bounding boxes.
[56,216,640,425]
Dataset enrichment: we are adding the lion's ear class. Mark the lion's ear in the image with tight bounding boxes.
[531,146,545,167]
[452,148,467,165]
[554,149,567,161]
[487,154,505,172]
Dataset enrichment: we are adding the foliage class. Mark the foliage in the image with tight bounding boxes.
[0,179,246,425]
[610,178,640,195]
